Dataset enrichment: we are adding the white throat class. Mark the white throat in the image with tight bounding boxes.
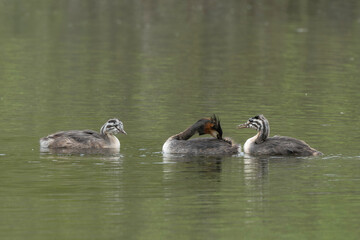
[106,135,120,148]
[243,132,259,154]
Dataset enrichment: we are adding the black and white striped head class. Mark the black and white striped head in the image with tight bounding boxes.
[237,114,270,138]
[100,118,127,135]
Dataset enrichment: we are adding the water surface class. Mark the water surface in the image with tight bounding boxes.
[0,1,359,239]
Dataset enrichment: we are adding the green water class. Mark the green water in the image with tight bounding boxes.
[0,1,360,239]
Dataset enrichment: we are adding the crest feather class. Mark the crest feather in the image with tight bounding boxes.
[210,114,223,139]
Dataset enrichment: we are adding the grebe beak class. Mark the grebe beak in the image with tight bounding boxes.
[116,126,127,135]
[237,123,249,129]
[215,133,222,140]
[121,129,127,135]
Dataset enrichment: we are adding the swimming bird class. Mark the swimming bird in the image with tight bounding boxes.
[40,118,126,149]
[237,114,322,156]
[162,115,240,155]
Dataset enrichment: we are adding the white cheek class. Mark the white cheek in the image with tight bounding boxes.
[210,130,218,138]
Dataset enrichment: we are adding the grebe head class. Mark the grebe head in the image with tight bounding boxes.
[237,114,269,133]
[100,118,127,135]
[198,114,223,139]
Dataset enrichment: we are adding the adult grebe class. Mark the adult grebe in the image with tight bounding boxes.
[237,114,322,156]
[162,115,240,155]
[40,118,127,149]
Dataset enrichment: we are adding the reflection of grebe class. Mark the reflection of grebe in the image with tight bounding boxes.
[40,119,127,149]
[162,115,240,155]
[238,115,322,156]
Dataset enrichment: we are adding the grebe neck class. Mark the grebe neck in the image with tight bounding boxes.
[173,120,204,140]
[103,133,120,148]
[254,118,270,144]
[100,124,107,136]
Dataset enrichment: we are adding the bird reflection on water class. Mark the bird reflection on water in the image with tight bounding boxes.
[40,147,121,155]
[163,153,224,174]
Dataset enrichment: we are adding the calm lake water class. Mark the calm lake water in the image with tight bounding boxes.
[1,1,360,239]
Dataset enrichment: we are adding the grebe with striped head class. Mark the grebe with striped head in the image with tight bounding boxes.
[40,118,127,149]
[238,114,322,156]
[162,115,240,155]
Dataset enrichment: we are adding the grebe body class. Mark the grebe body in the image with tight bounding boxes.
[40,119,126,149]
[163,115,240,155]
[238,115,322,156]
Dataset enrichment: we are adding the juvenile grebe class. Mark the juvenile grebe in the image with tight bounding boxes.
[238,115,322,156]
[40,118,127,149]
[162,115,240,155]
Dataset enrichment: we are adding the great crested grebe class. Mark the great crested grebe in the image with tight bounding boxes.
[40,118,127,149]
[162,115,240,155]
[237,114,322,156]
